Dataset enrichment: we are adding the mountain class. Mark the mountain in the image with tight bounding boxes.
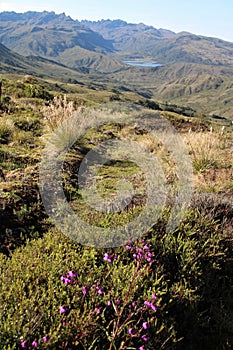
[0,11,113,55]
[1,11,233,118]
[0,11,124,73]
[82,19,233,66]
[0,42,29,70]
[81,19,175,53]
[111,61,233,117]
[0,42,92,81]
[2,11,233,69]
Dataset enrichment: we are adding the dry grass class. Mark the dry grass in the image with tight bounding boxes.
[182,128,233,193]
[42,95,77,131]
[183,128,221,173]
[195,167,233,194]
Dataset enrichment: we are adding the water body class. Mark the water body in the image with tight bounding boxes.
[123,60,163,67]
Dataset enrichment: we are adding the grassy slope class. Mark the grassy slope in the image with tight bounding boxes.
[0,75,232,349]
[0,74,232,252]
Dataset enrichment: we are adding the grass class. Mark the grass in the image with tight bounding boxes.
[183,129,220,173]
[182,128,233,194]
[0,74,232,349]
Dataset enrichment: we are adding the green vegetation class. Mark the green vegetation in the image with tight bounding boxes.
[0,71,232,350]
[1,209,232,350]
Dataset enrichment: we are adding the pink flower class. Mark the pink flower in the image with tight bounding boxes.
[144,300,151,307]
[142,321,150,330]
[139,346,145,350]
[144,300,157,311]
[21,342,27,348]
[116,298,121,305]
[82,286,87,296]
[67,270,78,278]
[143,245,150,250]
[42,335,50,343]
[107,300,111,306]
[150,303,157,311]
[95,308,101,314]
[131,301,136,307]
[128,328,136,335]
[62,319,67,327]
[32,340,39,347]
[125,244,132,250]
[59,306,68,314]
[141,334,148,341]
[152,294,157,300]
[96,286,104,295]
[103,253,112,263]
[64,277,72,285]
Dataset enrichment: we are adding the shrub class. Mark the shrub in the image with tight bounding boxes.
[13,115,42,133]
[0,117,14,143]
[0,209,232,349]
[0,230,174,349]
[1,96,11,104]
[24,84,52,100]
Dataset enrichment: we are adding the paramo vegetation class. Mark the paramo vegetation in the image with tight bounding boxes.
[0,75,232,349]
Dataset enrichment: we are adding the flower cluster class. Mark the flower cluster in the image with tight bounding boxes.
[126,240,154,263]
[21,239,160,350]
[125,292,158,349]
[60,270,78,285]
[21,335,50,348]
[103,252,118,263]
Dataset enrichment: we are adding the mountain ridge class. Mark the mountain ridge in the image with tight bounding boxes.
[1,11,233,118]
[1,11,233,68]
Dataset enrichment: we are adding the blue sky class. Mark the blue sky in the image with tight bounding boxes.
[0,0,233,42]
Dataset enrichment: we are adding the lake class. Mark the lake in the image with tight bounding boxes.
[122,60,163,67]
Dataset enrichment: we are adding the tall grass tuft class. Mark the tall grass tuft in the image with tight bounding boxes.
[183,128,220,173]
[42,95,76,131]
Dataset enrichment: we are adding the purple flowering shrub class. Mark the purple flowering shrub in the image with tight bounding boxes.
[0,209,232,349]
[47,239,168,349]
[0,231,173,350]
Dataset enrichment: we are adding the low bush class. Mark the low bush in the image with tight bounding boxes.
[0,209,232,349]
[0,117,15,143]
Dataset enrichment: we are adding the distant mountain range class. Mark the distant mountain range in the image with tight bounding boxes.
[1,11,233,68]
[82,19,233,66]
[1,11,233,118]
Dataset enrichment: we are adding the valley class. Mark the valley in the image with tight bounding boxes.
[1,11,233,119]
